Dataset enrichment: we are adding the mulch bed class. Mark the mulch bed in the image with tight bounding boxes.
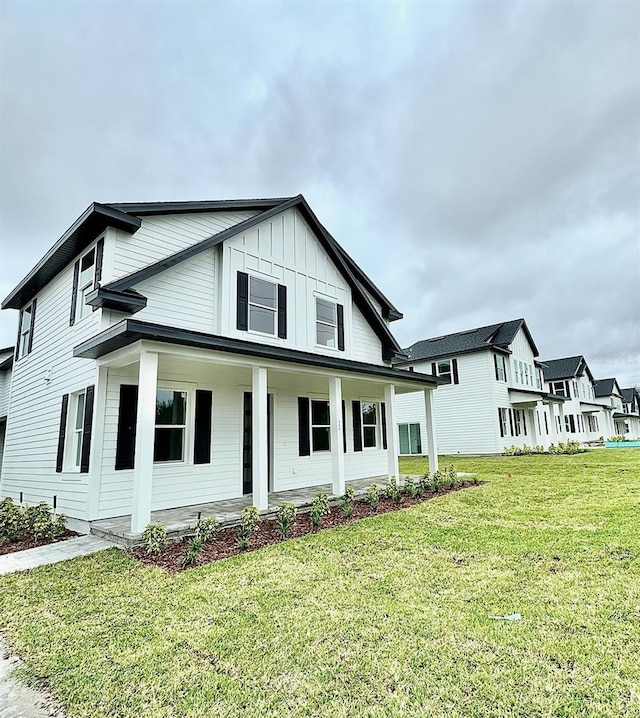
[0,529,79,557]
[134,480,480,573]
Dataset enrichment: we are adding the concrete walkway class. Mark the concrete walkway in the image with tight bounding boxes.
[0,535,117,576]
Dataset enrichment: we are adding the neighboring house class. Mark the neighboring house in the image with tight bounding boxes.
[0,346,13,471]
[594,378,629,437]
[0,195,440,535]
[620,387,640,438]
[541,356,614,442]
[393,319,567,455]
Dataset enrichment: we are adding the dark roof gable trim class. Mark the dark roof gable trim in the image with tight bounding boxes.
[73,319,442,387]
[86,286,148,314]
[2,204,141,310]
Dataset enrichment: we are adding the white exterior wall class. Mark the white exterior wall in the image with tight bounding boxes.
[221,208,385,365]
[395,351,499,455]
[0,247,103,517]
[110,211,259,282]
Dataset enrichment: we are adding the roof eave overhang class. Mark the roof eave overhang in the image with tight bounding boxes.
[86,286,148,314]
[73,320,441,387]
[2,204,142,310]
[393,345,511,367]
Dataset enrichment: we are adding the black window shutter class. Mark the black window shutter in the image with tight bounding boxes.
[431,362,437,376]
[115,384,138,470]
[381,402,388,450]
[27,298,37,354]
[352,400,362,452]
[56,394,69,473]
[342,400,347,453]
[237,271,248,331]
[194,390,213,464]
[277,284,287,339]
[452,358,459,384]
[80,384,95,473]
[498,408,504,437]
[70,260,80,326]
[298,397,310,456]
[15,309,23,359]
[337,304,345,351]
[523,412,527,436]
[508,409,514,437]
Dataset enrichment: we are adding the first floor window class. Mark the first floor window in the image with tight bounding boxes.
[362,402,378,447]
[513,409,526,436]
[155,390,187,461]
[498,408,509,437]
[398,423,422,455]
[73,391,86,468]
[311,400,330,452]
[565,415,576,433]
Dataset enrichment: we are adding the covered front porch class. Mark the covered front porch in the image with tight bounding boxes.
[508,389,568,448]
[75,322,441,536]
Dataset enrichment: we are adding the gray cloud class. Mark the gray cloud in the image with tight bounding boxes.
[0,0,638,386]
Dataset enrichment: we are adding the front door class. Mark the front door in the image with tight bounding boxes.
[242,392,273,495]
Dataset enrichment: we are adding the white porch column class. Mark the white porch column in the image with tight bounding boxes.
[424,389,439,473]
[548,403,558,446]
[87,365,108,521]
[131,350,158,535]
[384,384,399,480]
[329,376,345,496]
[252,366,269,511]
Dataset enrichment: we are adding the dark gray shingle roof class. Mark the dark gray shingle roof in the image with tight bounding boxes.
[621,387,639,404]
[542,356,594,383]
[398,318,535,363]
[594,378,618,398]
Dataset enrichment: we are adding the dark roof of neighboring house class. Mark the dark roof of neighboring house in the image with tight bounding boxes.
[0,346,14,371]
[395,318,537,364]
[73,319,442,387]
[621,387,640,404]
[1,195,402,329]
[594,378,620,398]
[542,356,595,383]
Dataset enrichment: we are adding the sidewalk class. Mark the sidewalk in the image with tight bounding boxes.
[0,535,117,576]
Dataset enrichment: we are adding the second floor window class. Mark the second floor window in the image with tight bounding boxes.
[494,354,506,382]
[316,298,337,347]
[431,358,459,385]
[249,276,277,335]
[77,248,95,320]
[17,300,36,359]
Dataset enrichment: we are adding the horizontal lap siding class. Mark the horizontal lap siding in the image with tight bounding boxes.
[134,249,216,334]
[111,211,259,280]
[0,370,10,417]
[1,259,100,517]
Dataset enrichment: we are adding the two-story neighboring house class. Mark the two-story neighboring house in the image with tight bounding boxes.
[0,195,441,535]
[0,346,13,470]
[393,319,567,455]
[541,356,614,442]
[620,387,640,438]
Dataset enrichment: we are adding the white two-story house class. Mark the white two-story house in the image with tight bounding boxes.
[594,378,634,437]
[541,356,614,442]
[620,387,640,438]
[0,195,441,535]
[393,319,567,455]
[0,346,13,470]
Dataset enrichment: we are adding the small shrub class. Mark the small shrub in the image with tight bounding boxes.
[384,476,401,503]
[310,493,331,530]
[24,503,65,541]
[276,503,297,539]
[181,536,204,569]
[236,506,260,550]
[432,471,443,493]
[141,523,168,555]
[195,517,219,543]
[471,474,480,485]
[403,476,417,498]
[445,465,457,489]
[609,435,625,443]
[339,486,355,518]
[418,474,432,496]
[364,484,379,511]
[0,497,25,543]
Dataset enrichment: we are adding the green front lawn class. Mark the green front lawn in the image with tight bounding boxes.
[1,450,639,717]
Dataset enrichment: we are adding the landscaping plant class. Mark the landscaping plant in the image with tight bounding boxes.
[403,476,417,498]
[275,503,297,539]
[195,517,219,543]
[364,484,379,511]
[310,492,331,530]
[0,498,66,545]
[141,523,168,555]
[383,476,401,503]
[339,486,355,518]
[236,506,260,550]
[181,536,204,569]
[0,497,24,543]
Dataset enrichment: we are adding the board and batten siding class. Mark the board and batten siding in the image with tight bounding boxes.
[0,252,102,518]
[395,351,501,455]
[221,208,385,365]
[109,211,259,283]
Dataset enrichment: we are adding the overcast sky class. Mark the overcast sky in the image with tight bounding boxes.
[1,0,638,386]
